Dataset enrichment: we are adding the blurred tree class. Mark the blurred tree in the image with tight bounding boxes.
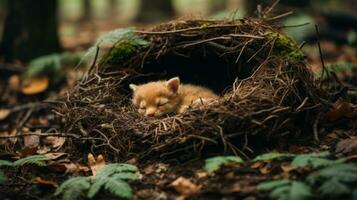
[135,0,175,23]
[81,0,92,21]
[0,0,61,62]
[209,0,227,14]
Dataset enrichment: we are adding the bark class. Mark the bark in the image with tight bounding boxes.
[0,0,61,61]
[135,0,175,23]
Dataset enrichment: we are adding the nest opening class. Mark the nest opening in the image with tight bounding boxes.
[135,46,258,94]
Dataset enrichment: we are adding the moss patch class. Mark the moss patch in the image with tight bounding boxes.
[267,30,305,61]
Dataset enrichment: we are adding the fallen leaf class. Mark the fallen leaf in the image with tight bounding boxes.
[0,130,17,145]
[8,75,20,92]
[21,76,49,95]
[34,177,58,187]
[43,136,65,151]
[281,162,294,172]
[23,128,40,149]
[336,137,357,155]
[48,162,90,174]
[171,177,201,198]
[88,153,106,177]
[325,100,357,122]
[43,152,68,160]
[0,109,11,120]
[17,147,38,157]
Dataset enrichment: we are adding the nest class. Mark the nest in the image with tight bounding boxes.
[57,19,328,162]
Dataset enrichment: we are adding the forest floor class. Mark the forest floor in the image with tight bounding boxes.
[0,21,356,200]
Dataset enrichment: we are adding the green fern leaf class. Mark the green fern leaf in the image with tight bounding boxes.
[0,160,14,167]
[269,185,290,200]
[204,156,243,174]
[104,177,133,199]
[317,163,357,182]
[289,181,313,200]
[95,163,138,179]
[253,153,295,162]
[318,178,351,197]
[87,177,107,199]
[0,170,6,184]
[111,172,139,181]
[291,151,335,168]
[13,155,50,167]
[55,176,90,200]
[258,179,291,191]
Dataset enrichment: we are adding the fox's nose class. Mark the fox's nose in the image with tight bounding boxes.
[145,108,156,117]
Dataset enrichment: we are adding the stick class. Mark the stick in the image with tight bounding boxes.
[315,25,329,87]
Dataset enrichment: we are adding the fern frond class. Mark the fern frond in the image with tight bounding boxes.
[55,176,90,200]
[95,163,138,179]
[253,152,295,161]
[13,155,50,167]
[204,156,243,174]
[87,177,107,199]
[111,172,139,181]
[0,170,6,184]
[0,160,14,167]
[104,177,133,199]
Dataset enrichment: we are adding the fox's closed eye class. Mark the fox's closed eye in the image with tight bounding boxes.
[156,97,169,106]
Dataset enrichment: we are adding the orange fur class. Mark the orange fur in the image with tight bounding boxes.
[130,77,218,117]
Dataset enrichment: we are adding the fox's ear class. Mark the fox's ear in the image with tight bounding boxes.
[129,84,138,91]
[166,77,180,93]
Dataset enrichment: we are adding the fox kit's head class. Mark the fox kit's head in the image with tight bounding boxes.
[130,77,181,117]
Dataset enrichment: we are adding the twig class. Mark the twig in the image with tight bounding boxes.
[266,11,293,21]
[315,24,329,88]
[313,112,322,143]
[135,24,241,35]
[0,132,104,141]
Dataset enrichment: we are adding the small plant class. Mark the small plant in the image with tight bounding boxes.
[204,156,243,174]
[0,155,50,185]
[56,163,139,200]
[258,180,312,200]
[0,155,50,167]
[253,152,295,161]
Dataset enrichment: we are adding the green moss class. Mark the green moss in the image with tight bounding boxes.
[102,41,137,65]
[266,30,305,62]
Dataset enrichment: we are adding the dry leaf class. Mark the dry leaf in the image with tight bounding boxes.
[325,100,357,122]
[23,128,40,149]
[34,177,58,187]
[21,76,49,95]
[171,177,201,197]
[8,75,21,92]
[43,136,66,151]
[48,162,90,174]
[0,109,11,120]
[43,152,68,160]
[0,130,17,145]
[336,137,357,155]
[88,153,106,177]
[17,146,38,157]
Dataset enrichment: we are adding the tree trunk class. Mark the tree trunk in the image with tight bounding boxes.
[135,0,175,23]
[81,0,92,21]
[0,0,61,62]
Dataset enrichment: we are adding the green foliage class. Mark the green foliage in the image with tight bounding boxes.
[307,163,357,199]
[204,156,243,174]
[258,180,312,200]
[0,155,50,167]
[26,52,85,83]
[266,30,305,61]
[291,151,346,169]
[57,163,139,200]
[253,152,295,162]
[282,14,315,43]
[0,170,6,184]
[0,160,14,167]
[314,62,356,80]
[13,155,50,167]
[82,27,149,66]
[55,176,91,200]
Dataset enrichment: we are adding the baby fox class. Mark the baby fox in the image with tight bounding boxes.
[130,77,218,117]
